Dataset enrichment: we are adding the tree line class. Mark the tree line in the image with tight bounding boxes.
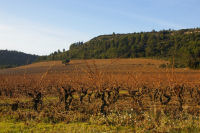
[37,28,200,69]
[0,50,38,69]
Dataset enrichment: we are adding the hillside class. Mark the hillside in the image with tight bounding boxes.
[0,59,168,75]
[0,50,38,69]
[38,28,200,69]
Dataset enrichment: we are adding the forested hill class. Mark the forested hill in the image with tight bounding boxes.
[0,50,38,69]
[38,28,200,69]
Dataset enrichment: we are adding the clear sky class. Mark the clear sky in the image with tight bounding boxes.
[0,0,199,55]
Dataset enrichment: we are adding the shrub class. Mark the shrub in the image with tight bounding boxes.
[187,58,200,69]
[159,64,167,68]
[62,58,70,65]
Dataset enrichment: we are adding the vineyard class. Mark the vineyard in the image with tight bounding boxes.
[1,59,200,132]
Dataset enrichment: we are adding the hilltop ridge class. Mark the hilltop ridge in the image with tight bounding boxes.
[38,28,200,69]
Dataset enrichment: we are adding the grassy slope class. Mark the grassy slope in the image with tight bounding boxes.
[0,113,200,133]
[1,58,200,85]
[0,58,178,75]
[0,120,123,133]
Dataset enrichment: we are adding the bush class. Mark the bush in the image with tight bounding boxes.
[159,64,167,68]
[187,58,200,69]
[62,58,70,65]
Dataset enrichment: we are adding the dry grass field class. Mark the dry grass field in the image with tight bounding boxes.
[1,58,199,85]
[1,58,200,132]
[1,58,169,74]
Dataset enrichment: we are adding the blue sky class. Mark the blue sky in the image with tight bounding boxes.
[0,0,199,55]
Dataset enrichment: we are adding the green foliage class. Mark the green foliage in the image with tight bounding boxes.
[0,50,38,69]
[0,120,118,133]
[42,28,200,69]
[62,58,70,65]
